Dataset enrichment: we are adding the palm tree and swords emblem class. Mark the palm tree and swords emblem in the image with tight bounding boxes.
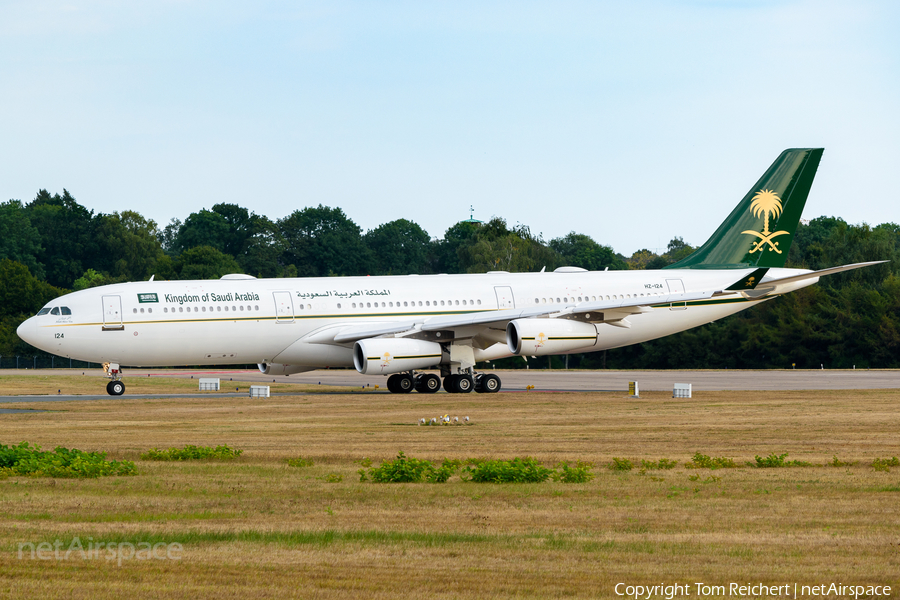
[742,189,789,253]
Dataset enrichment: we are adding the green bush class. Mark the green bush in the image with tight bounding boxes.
[830,456,855,467]
[0,442,135,478]
[354,453,618,484]
[872,457,899,472]
[552,462,595,483]
[750,453,812,468]
[752,453,788,468]
[140,444,243,461]
[286,457,314,468]
[640,458,677,471]
[463,457,553,483]
[685,453,736,470]
[608,457,633,471]
[361,451,457,483]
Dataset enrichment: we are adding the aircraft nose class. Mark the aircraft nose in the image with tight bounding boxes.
[16,317,39,348]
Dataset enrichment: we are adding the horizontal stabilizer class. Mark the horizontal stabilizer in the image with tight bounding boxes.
[745,261,887,298]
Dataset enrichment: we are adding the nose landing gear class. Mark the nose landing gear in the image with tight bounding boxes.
[103,362,125,396]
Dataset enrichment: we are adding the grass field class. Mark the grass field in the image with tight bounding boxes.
[1,376,899,598]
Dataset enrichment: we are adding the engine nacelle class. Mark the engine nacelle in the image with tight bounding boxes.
[258,363,316,376]
[353,338,443,375]
[507,319,598,356]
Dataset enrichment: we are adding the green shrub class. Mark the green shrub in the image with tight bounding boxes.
[0,442,135,478]
[354,453,604,484]
[640,458,677,471]
[140,444,243,461]
[324,473,342,483]
[689,474,721,483]
[830,456,855,467]
[752,453,788,468]
[685,453,736,470]
[286,457,314,468]
[463,457,553,483]
[608,457,633,471]
[872,457,899,472]
[362,451,458,483]
[552,462,595,483]
[429,463,458,483]
[750,453,813,468]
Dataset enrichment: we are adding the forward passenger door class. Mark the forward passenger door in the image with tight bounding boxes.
[102,295,124,330]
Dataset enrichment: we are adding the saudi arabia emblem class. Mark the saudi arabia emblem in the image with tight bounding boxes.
[742,189,789,254]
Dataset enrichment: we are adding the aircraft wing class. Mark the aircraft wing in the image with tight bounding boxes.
[332,290,717,343]
[330,261,886,344]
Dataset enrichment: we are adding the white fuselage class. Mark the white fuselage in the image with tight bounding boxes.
[16,268,813,370]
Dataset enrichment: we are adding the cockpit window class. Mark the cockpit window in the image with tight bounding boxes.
[61,307,71,315]
[37,308,51,316]
[50,307,60,315]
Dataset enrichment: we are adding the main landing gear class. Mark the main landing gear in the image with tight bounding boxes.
[102,362,125,396]
[386,371,500,394]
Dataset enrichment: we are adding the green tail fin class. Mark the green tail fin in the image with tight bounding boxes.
[666,148,823,269]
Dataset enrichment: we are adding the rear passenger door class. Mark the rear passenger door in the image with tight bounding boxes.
[274,292,294,323]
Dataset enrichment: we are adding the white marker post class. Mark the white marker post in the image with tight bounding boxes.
[628,381,639,398]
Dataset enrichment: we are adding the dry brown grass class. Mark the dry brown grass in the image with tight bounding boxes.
[1,379,899,598]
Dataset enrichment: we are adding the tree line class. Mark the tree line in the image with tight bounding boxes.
[1,189,898,369]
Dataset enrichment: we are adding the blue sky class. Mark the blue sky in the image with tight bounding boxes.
[1,0,898,256]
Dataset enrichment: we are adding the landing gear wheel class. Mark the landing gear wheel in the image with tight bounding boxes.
[387,374,399,393]
[396,374,414,393]
[387,374,414,393]
[106,380,125,396]
[443,375,458,393]
[415,373,440,394]
[456,374,474,394]
[476,374,501,393]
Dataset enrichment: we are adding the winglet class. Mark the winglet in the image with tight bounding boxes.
[667,148,823,270]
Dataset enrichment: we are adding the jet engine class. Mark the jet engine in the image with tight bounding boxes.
[258,363,316,376]
[506,319,598,356]
[353,338,444,375]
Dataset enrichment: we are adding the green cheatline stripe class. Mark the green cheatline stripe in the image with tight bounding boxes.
[46,309,484,329]
[649,296,767,309]
[367,354,442,361]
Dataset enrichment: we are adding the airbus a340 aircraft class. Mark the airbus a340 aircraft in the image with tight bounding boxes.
[18,148,882,395]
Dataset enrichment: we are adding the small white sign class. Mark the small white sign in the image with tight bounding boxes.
[673,383,692,398]
[198,378,220,391]
[249,385,270,398]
